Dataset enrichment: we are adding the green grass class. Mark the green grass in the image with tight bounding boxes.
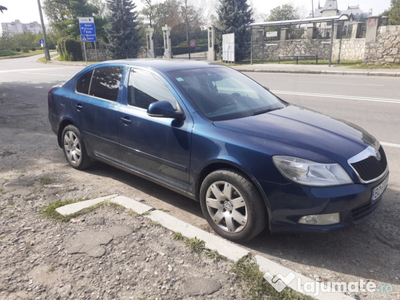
[173,232,185,241]
[0,49,48,60]
[184,237,206,255]
[42,199,130,222]
[39,177,55,186]
[38,53,60,63]
[232,254,314,300]
[149,221,161,227]
[174,235,226,261]
[0,188,5,195]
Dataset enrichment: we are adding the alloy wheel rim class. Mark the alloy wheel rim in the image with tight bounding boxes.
[64,131,82,165]
[205,181,248,233]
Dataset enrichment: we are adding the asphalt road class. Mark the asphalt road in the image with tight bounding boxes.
[1,55,399,299]
[244,72,400,191]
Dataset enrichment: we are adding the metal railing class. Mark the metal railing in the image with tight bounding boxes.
[314,28,332,39]
[287,28,306,40]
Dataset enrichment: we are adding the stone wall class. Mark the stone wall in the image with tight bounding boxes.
[364,25,400,64]
[253,38,365,62]
[86,49,108,62]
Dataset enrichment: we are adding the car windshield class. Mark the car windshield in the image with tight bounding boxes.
[169,67,285,121]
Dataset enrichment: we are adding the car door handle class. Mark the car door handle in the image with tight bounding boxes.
[120,116,132,125]
[75,103,83,111]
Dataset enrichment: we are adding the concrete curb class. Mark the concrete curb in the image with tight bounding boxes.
[55,194,119,216]
[57,195,354,300]
[235,68,400,77]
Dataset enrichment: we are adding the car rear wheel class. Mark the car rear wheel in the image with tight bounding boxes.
[62,125,92,170]
[200,170,266,242]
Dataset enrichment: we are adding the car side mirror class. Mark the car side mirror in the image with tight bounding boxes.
[147,101,185,120]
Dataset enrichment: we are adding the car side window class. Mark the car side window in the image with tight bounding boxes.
[89,66,124,101]
[128,69,177,110]
[76,70,93,94]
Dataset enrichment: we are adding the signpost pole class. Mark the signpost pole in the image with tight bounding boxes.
[94,42,99,61]
[83,42,88,65]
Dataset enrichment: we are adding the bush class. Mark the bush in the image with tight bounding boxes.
[31,47,36,51]
[0,49,16,56]
[22,47,30,53]
[58,38,82,61]
[15,48,21,52]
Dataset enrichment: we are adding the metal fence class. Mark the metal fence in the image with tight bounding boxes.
[287,28,306,40]
[314,27,332,39]
[170,30,208,60]
[339,24,353,39]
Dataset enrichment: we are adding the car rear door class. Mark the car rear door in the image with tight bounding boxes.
[118,68,192,191]
[71,65,124,164]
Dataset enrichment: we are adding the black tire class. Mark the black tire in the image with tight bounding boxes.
[199,169,266,242]
[61,125,92,170]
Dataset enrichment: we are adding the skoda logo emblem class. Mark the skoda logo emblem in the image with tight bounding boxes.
[375,150,381,161]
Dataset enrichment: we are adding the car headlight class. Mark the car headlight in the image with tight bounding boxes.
[273,156,353,186]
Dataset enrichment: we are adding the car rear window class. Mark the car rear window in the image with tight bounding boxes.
[89,66,124,101]
[76,70,93,94]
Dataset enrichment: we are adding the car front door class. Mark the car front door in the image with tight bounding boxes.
[118,68,192,191]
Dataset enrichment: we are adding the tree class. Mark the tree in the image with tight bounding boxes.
[267,4,300,21]
[180,0,203,46]
[105,0,142,59]
[383,0,400,25]
[43,0,99,38]
[217,0,253,61]
[0,5,7,13]
[141,0,154,26]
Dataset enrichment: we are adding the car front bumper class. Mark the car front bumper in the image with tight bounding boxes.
[261,172,389,233]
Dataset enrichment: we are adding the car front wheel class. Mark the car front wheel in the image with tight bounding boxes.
[200,170,266,242]
[62,125,92,170]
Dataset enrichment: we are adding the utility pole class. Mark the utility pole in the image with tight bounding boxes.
[311,0,314,18]
[37,0,51,61]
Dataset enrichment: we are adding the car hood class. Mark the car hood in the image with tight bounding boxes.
[213,105,376,161]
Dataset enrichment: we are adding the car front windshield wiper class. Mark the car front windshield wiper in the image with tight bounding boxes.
[252,107,281,116]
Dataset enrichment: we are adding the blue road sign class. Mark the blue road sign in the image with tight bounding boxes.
[39,39,44,44]
[79,17,97,42]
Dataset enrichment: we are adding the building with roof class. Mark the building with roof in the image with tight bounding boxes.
[1,20,42,36]
[308,1,371,21]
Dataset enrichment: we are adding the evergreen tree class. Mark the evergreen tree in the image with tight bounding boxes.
[385,0,400,25]
[217,0,253,61]
[106,0,142,59]
[0,5,7,13]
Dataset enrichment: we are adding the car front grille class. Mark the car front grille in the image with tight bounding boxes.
[350,146,387,182]
[352,197,382,223]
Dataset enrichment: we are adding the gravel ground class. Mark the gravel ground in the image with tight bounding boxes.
[0,201,243,300]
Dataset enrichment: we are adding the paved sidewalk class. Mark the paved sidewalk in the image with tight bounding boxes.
[232,63,400,77]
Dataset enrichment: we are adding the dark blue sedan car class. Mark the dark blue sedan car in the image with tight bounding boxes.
[48,60,389,241]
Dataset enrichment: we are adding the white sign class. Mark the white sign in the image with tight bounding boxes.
[222,33,235,63]
[266,31,278,38]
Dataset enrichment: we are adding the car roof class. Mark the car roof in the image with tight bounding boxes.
[100,59,221,73]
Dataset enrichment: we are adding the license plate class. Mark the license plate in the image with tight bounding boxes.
[372,176,389,202]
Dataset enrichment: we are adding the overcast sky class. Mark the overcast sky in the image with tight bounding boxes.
[0,0,391,25]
